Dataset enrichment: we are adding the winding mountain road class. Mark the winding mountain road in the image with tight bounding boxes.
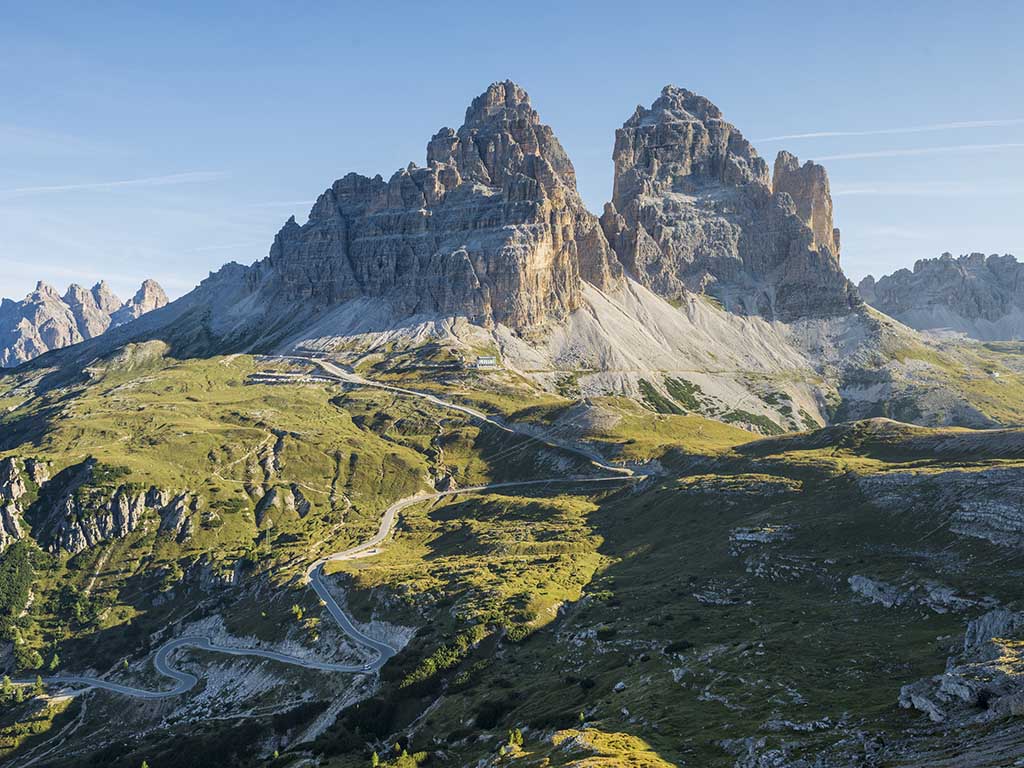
[25,356,640,699]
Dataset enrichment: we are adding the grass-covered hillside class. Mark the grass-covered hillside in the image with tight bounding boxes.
[0,348,1021,768]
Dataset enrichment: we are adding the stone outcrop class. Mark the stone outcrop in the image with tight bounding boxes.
[246,81,621,333]
[600,85,859,321]
[0,458,27,503]
[900,608,1024,724]
[0,458,28,553]
[23,459,180,554]
[157,492,194,543]
[858,465,1024,548]
[0,279,168,367]
[772,151,839,256]
[848,574,981,614]
[859,253,1024,340]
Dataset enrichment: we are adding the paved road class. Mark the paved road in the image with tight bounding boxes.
[17,635,375,700]
[29,355,641,699]
[294,356,635,478]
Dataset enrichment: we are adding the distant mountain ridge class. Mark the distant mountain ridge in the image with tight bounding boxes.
[0,279,167,367]
[158,80,857,352]
[14,82,1024,433]
[859,253,1024,340]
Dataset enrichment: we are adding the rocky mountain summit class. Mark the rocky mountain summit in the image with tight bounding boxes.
[859,252,1024,340]
[18,83,1023,435]
[600,86,858,320]
[172,81,856,351]
[0,278,167,367]
[251,80,620,333]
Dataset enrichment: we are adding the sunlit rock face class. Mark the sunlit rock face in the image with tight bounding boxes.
[601,85,858,321]
[0,279,167,367]
[257,80,621,332]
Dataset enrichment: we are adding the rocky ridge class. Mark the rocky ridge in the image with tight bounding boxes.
[600,86,858,320]
[0,455,195,555]
[16,82,1021,437]
[900,608,1024,724]
[859,252,1024,340]
[0,278,168,367]
[245,80,620,334]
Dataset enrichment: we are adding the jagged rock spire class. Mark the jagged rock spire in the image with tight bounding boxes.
[773,151,840,258]
[263,81,621,331]
[601,84,858,321]
[1,279,167,367]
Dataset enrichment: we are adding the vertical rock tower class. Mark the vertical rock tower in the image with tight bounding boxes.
[600,85,858,321]
[772,150,840,258]
[261,81,621,332]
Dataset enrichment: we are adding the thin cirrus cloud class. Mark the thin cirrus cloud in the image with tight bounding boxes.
[815,142,1024,161]
[183,240,269,253]
[831,181,998,197]
[0,171,228,197]
[754,118,1024,142]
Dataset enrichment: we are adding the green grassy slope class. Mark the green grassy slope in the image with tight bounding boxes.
[1,348,1022,767]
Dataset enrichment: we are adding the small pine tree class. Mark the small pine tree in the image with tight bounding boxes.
[141,761,149,768]
[33,675,44,697]
[48,653,60,672]
[371,752,380,767]
[578,710,585,724]
[291,604,304,621]
[1,676,11,697]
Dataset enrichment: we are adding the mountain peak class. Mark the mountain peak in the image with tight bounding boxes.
[859,252,1024,339]
[612,86,768,210]
[90,280,123,314]
[132,279,168,308]
[603,86,856,320]
[2,277,166,367]
[463,80,535,127]
[111,280,168,326]
[253,81,620,330]
[426,79,576,193]
[647,84,726,122]
[34,281,60,299]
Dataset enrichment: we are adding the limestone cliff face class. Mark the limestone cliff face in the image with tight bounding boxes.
[0,458,26,553]
[600,85,859,321]
[21,458,190,554]
[254,81,621,332]
[772,151,840,257]
[0,279,168,367]
[111,279,169,325]
[859,253,1024,340]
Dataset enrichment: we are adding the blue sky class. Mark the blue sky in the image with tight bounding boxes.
[2,1,1022,301]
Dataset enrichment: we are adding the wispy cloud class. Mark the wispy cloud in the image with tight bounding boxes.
[0,171,228,197]
[241,200,315,209]
[755,118,1024,143]
[816,143,1024,161]
[183,240,268,253]
[0,257,153,290]
[858,226,936,242]
[0,123,105,156]
[832,181,988,197]
[0,256,196,298]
